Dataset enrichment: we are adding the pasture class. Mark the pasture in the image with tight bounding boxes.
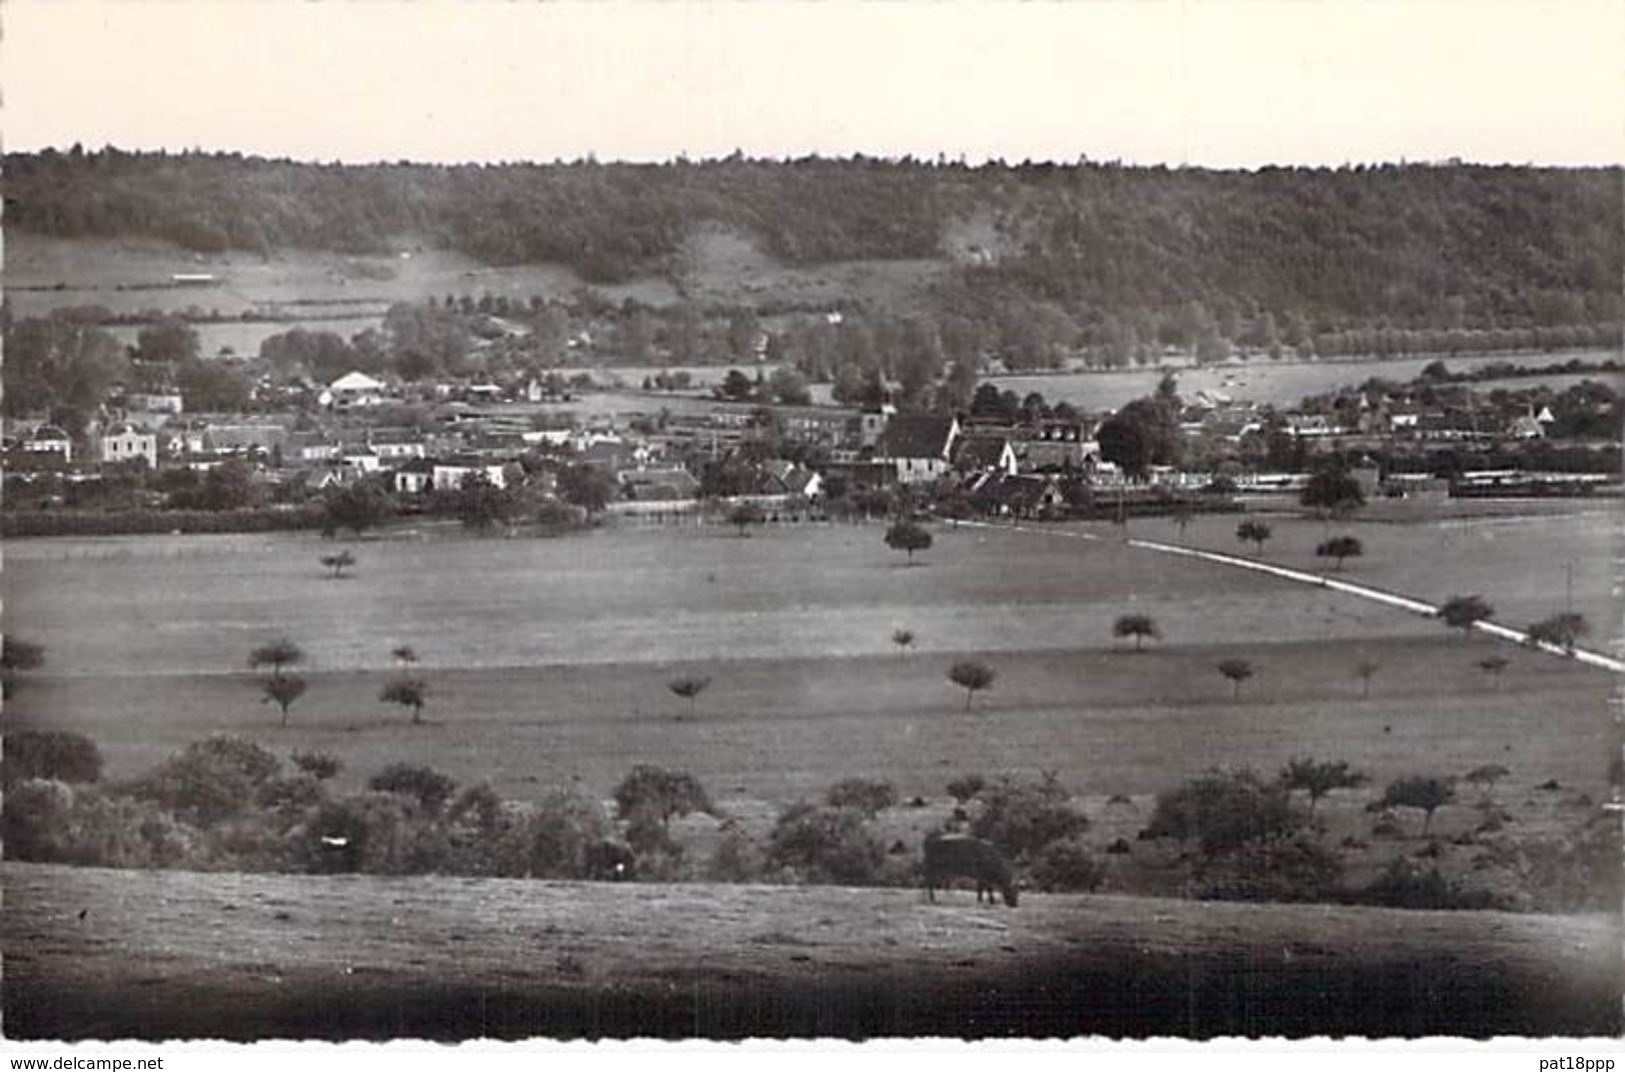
[987,349,1622,412]
[5,511,1617,809]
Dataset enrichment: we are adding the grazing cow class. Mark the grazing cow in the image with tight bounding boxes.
[924,834,1018,907]
[585,838,636,881]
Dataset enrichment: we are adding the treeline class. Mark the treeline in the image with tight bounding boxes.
[7,149,1620,330]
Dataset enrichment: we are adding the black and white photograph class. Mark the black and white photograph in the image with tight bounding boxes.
[2,0,1621,1053]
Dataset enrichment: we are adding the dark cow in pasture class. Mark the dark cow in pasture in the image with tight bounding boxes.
[585,838,636,881]
[923,834,1018,907]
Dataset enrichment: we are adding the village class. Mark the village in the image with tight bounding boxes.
[3,337,1618,536]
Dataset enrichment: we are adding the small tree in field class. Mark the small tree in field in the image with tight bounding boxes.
[1278,757,1368,816]
[1316,535,1363,571]
[1113,614,1161,652]
[260,674,308,726]
[1438,595,1494,638]
[248,638,304,679]
[885,520,933,563]
[1380,775,1455,837]
[319,550,356,579]
[1236,520,1272,554]
[1217,658,1254,699]
[1354,659,1380,699]
[1464,763,1510,804]
[891,628,915,654]
[1525,612,1590,654]
[391,645,419,669]
[379,678,428,724]
[668,674,711,718]
[1477,654,1509,689]
[728,501,765,536]
[947,660,996,712]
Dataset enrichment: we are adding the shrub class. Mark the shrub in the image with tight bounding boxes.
[708,819,769,883]
[946,773,987,805]
[3,730,104,785]
[367,763,458,814]
[4,779,194,868]
[624,814,684,881]
[1195,838,1344,904]
[291,750,343,781]
[1354,860,1503,911]
[767,802,885,885]
[3,778,77,861]
[130,736,281,826]
[970,772,1089,860]
[1143,769,1303,854]
[613,765,714,826]
[256,773,327,817]
[483,788,609,879]
[1028,839,1105,893]
[825,777,897,817]
[303,792,452,876]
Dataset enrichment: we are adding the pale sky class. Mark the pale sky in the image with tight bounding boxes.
[4,0,1622,166]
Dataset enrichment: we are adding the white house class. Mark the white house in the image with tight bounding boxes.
[24,424,74,462]
[100,425,158,468]
[432,462,508,492]
[327,371,388,408]
[127,392,185,415]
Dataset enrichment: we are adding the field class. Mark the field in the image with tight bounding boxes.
[987,350,1623,411]
[5,508,1617,803]
[7,862,1617,1040]
[5,500,1620,1038]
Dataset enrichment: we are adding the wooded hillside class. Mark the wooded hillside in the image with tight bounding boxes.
[7,149,1620,332]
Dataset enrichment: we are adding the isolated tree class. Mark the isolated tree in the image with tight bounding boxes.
[260,674,308,727]
[391,645,419,669]
[1380,776,1455,837]
[1300,465,1366,519]
[1354,659,1380,699]
[891,628,915,654]
[1236,520,1272,554]
[1,636,46,699]
[319,550,356,579]
[1463,763,1510,804]
[1316,535,1363,571]
[947,660,996,712]
[885,520,933,563]
[613,764,714,827]
[1217,658,1255,699]
[1476,654,1510,689]
[379,678,428,724]
[1525,612,1590,654]
[248,638,304,679]
[1278,757,1367,816]
[1112,614,1161,652]
[1438,595,1494,637]
[729,501,766,536]
[667,674,711,718]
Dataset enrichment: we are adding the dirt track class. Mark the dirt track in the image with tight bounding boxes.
[5,863,1619,1040]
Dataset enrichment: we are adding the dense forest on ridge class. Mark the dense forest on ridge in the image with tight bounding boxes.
[6,149,1621,333]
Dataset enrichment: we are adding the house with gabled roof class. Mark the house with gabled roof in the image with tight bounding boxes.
[100,424,158,468]
[954,434,1018,477]
[874,414,959,485]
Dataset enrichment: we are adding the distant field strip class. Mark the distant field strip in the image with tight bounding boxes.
[965,520,1625,674]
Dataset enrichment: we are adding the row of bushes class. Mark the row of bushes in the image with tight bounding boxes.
[4,731,1614,911]
[1,505,328,538]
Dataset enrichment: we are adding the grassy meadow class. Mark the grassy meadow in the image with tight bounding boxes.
[5,511,1617,811]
